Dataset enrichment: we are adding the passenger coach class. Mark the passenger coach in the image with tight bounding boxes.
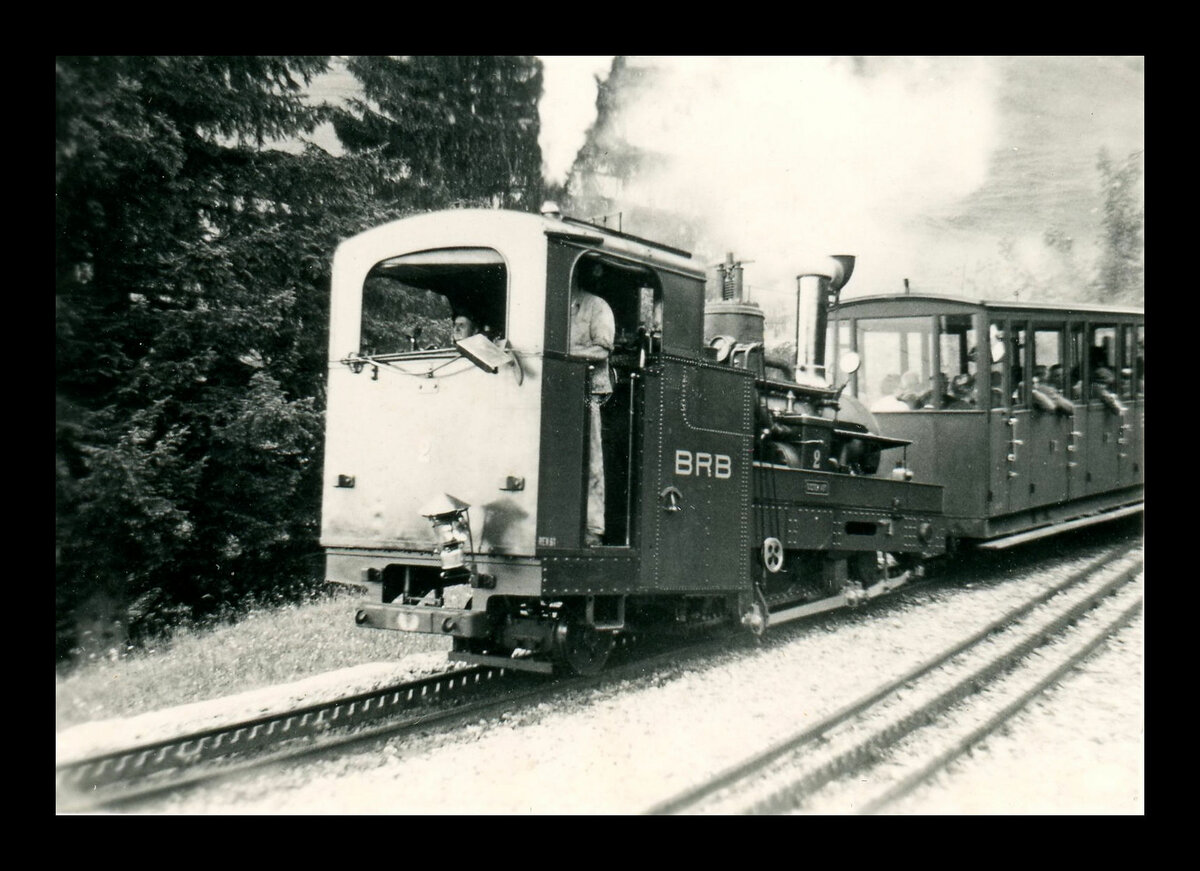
[826,295,1144,548]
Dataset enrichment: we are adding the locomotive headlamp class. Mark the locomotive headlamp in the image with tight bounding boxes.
[420,493,474,583]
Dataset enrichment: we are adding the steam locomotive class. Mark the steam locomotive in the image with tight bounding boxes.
[320,207,1142,674]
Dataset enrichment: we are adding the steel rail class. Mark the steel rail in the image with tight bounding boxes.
[57,567,949,812]
[856,595,1144,814]
[58,541,1133,813]
[644,543,1141,815]
[56,664,505,801]
[744,561,1142,814]
[57,669,559,812]
[59,630,737,812]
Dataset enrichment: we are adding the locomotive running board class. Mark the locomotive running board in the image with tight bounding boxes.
[976,503,1144,551]
[767,572,912,628]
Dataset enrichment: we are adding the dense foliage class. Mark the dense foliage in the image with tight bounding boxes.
[55,56,545,662]
[333,56,544,210]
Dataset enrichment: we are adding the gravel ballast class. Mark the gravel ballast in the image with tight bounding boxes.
[83,543,1143,816]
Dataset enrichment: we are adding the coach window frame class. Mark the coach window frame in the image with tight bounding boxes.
[1032,321,1067,395]
[1087,322,1119,404]
[988,318,1009,410]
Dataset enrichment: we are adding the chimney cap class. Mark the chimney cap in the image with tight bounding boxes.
[796,255,856,291]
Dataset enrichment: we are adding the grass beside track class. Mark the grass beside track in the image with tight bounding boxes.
[55,587,452,733]
[56,516,1143,736]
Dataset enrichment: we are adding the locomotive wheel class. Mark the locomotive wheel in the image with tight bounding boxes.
[554,620,615,676]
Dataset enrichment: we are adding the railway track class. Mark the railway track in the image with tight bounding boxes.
[55,663,528,811]
[58,625,772,812]
[56,538,1138,813]
[644,543,1143,815]
[57,571,950,812]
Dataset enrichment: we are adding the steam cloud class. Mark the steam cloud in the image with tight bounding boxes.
[577,56,1002,304]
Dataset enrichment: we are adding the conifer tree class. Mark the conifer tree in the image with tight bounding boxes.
[332,56,545,210]
[55,56,403,658]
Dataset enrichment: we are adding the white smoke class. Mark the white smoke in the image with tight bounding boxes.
[583,56,1002,299]
[538,56,615,186]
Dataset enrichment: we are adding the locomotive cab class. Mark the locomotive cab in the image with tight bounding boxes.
[322,209,713,672]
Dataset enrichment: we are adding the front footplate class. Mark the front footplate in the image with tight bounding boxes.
[355,602,491,638]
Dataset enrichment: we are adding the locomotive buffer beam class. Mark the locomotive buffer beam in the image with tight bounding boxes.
[355,602,491,638]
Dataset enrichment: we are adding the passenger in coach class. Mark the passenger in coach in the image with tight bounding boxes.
[896,370,925,409]
[569,265,616,546]
[1090,367,1126,414]
[873,374,902,412]
[946,373,975,408]
[870,374,908,412]
[920,372,958,408]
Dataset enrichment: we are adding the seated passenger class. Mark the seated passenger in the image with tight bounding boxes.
[945,373,975,409]
[870,374,911,412]
[1047,363,1066,392]
[921,373,955,409]
[1030,382,1056,413]
[1031,366,1074,415]
[896,370,925,409]
[1091,367,1127,414]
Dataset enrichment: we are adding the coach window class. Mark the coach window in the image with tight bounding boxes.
[1033,325,1066,392]
[1032,325,1068,413]
[937,315,978,408]
[360,247,507,356]
[855,316,935,411]
[1087,325,1118,400]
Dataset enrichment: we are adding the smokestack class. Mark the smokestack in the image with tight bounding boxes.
[794,255,855,383]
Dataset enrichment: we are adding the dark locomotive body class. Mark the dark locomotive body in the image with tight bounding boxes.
[320,209,985,674]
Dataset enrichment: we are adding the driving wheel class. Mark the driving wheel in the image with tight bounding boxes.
[555,620,615,676]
